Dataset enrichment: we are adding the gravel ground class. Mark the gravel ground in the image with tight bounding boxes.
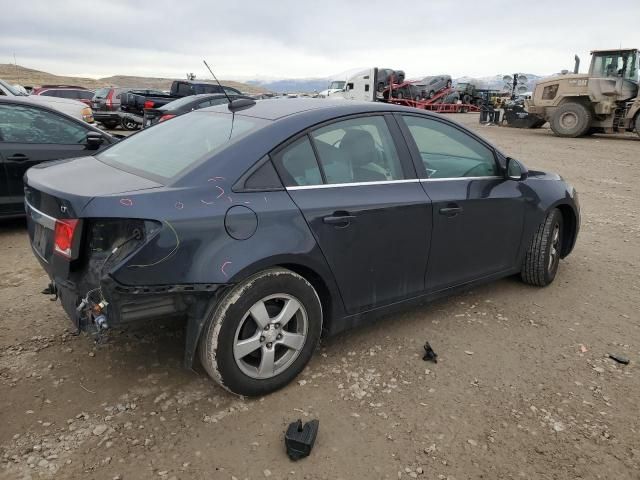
[1,114,639,480]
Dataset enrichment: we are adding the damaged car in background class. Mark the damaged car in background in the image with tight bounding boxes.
[25,98,579,396]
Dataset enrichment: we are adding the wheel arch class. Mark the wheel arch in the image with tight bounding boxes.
[554,202,579,257]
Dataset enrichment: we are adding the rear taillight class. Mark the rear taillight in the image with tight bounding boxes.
[143,100,155,109]
[54,219,79,259]
[158,114,176,123]
[106,89,114,108]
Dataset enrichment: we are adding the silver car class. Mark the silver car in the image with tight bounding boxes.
[416,75,453,99]
[0,79,94,123]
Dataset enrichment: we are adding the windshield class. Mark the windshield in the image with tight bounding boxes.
[97,111,268,180]
[329,81,345,90]
[591,51,638,81]
[0,79,28,96]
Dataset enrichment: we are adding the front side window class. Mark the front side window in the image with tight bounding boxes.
[401,115,498,179]
[310,116,404,184]
[97,112,266,180]
[0,104,87,144]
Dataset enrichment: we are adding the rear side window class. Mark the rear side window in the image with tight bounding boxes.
[272,137,322,186]
[0,104,87,144]
[400,115,498,179]
[175,83,194,96]
[97,112,267,180]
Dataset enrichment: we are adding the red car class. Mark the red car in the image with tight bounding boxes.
[31,85,95,107]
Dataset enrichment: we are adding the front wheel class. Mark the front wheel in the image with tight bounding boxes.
[550,102,592,137]
[521,209,563,287]
[121,118,139,131]
[199,268,322,396]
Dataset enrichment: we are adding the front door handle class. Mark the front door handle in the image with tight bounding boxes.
[7,153,29,162]
[439,205,463,216]
[323,212,355,227]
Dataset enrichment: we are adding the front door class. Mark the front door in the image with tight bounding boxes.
[0,102,92,207]
[272,115,432,314]
[397,114,526,291]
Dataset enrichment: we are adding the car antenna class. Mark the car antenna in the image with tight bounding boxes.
[203,60,233,104]
[203,59,256,112]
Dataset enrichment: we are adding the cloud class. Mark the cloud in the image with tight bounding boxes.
[1,0,639,80]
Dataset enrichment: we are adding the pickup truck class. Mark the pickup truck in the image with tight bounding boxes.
[119,80,242,127]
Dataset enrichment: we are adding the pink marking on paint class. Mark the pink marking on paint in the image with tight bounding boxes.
[243,201,251,205]
[207,176,226,183]
[220,261,232,277]
[227,196,232,203]
[175,201,184,210]
[264,196,268,204]
[215,186,225,198]
[120,198,133,207]
[200,199,215,205]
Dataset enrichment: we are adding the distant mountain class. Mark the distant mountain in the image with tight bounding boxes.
[247,78,330,94]
[0,64,267,94]
[249,72,545,94]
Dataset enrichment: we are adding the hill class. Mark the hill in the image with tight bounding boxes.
[0,64,267,94]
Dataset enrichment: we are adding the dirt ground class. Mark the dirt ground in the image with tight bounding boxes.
[1,114,639,480]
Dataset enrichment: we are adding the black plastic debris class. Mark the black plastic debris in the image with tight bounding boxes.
[608,354,630,365]
[423,342,438,363]
[285,419,319,461]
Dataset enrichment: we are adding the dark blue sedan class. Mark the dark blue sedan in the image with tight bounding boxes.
[24,98,579,396]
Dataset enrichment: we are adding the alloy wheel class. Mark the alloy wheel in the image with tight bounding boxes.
[233,294,308,379]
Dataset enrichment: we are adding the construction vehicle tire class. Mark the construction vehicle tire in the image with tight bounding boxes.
[635,113,640,138]
[550,102,592,137]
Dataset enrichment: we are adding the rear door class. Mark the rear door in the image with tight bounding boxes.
[397,113,526,291]
[272,114,432,314]
[0,102,93,204]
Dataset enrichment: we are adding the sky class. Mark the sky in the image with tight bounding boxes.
[1,0,639,81]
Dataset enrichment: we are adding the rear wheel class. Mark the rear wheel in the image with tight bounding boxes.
[635,113,640,138]
[550,102,592,137]
[199,268,322,396]
[521,209,563,287]
[101,120,119,129]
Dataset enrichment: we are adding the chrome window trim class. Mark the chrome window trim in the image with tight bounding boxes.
[25,199,56,229]
[286,179,420,191]
[420,176,503,182]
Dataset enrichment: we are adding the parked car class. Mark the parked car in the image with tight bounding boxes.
[415,75,453,99]
[91,87,130,129]
[0,97,117,219]
[142,93,255,128]
[1,78,94,123]
[24,98,579,396]
[121,81,242,121]
[32,85,95,107]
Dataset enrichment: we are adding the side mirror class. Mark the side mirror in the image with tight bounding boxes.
[86,131,105,150]
[505,157,528,181]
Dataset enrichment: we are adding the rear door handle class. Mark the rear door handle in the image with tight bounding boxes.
[323,212,356,227]
[439,205,463,216]
[7,154,29,162]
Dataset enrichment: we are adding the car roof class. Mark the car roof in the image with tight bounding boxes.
[203,97,417,121]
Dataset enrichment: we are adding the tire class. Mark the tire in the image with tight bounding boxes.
[428,90,435,99]
[462,94,472,104]
[550,102,592,137]
[446,80,452,88]
[199,268,322,396]
[635,113,640,138]
[121,118,139,131]
[521,209,563,287]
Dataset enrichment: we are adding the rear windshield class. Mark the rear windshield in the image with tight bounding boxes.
[94,88,110,98]
[97,112,267,180]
